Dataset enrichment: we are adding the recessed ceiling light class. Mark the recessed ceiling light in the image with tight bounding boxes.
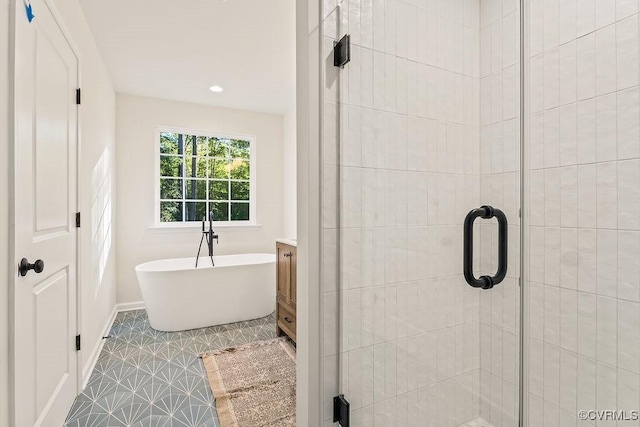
[209,85,224,93]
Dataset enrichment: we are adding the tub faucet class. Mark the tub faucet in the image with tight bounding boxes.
[196,217,219,268]
[207,229,219,258]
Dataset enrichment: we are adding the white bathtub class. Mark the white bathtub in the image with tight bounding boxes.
[135,253,276,331]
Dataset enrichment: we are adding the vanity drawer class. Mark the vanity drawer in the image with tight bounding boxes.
[277,303,296,342]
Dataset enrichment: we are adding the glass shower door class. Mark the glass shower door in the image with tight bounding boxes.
[322,1,523,426]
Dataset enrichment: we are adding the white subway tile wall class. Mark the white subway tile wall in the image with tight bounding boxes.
[528,0,640,426]
[321,0,521,425]
[321,0,639,425]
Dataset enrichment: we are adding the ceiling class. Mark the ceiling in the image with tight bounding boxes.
[79,0,296,114]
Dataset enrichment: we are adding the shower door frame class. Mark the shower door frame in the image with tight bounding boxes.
[294,0,324,425]
[295,0,535,424]
[519,0,529,425]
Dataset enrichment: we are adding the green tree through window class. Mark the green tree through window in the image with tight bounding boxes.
[158,131,252,223]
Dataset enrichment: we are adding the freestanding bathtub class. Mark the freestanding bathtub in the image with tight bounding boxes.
[135,253,276,331]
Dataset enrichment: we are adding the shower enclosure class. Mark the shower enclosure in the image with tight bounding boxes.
[321,0,640,426]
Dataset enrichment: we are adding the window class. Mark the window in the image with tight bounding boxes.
[158,130,254,224]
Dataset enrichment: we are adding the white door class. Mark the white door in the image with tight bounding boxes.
[13,0,79,425]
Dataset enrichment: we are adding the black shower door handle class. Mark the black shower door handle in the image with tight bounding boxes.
[463,205,508,290]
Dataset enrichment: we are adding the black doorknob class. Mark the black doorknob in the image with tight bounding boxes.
[19,258,44,277]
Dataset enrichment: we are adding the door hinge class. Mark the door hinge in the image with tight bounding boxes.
[76,88,81,105]
[333,34,351,68]
[76,335,81,351]
[75,212,81,228]
[333,395,350,427]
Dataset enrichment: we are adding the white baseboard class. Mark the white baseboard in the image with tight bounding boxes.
[81,305,117,389]
[115,300,145,312]
[80,300,146,389]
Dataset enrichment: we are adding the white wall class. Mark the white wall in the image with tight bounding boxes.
[527,2,640,425]
[283,108,297,238]
[0,1,10,425]
[115,94,285,303]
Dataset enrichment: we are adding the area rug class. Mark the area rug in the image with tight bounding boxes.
[201,337,296,427]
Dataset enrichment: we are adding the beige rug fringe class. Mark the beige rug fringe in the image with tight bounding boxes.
[203,354,240,427]
[200,336,293,358]
[279,340,297,362]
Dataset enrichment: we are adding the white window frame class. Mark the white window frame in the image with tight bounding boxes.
[153,127,257,229]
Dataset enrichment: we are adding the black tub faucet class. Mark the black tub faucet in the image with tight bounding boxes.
[196,216,219,268]
[207,228,219,257]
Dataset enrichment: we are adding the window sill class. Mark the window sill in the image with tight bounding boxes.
[147,223,262,233]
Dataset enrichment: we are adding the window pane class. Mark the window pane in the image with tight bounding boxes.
[230,139,250,159]
[185,156,207,178]
[184,135,197,157]
[159,131,253,224]
[210,159,230,179]
[160,201,183,222]
[160,133,180,154]
[160,178,183,199]
[185,180,207,200]
[209,137,229,158]
[231,203,249,221]
[229,159,249,180]
[160,155,182,177]
[184,135,210,157]
[196,136,209,156]
[210,180,229,200]
[211,202,229,221]
[230,181,250,200]
[185,201,207,222]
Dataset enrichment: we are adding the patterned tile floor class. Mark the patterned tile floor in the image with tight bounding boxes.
[65,309,277,427]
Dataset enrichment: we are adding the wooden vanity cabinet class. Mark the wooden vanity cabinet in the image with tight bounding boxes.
[276,242,297,342]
